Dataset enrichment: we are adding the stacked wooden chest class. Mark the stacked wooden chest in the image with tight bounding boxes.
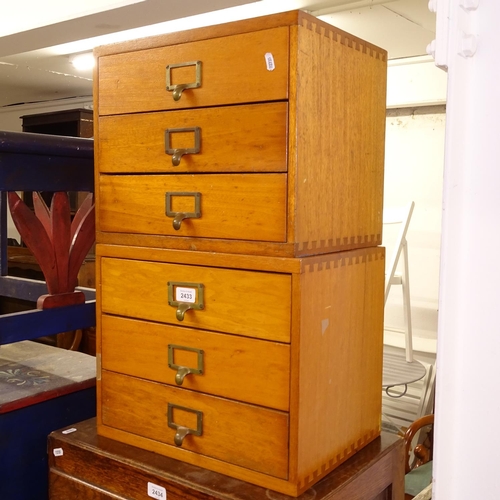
[93,10,387,496]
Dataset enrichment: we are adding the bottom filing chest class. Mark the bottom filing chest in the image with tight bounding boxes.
[96,244,385,497]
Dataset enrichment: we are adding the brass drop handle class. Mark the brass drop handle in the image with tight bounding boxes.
[173,426,192,446]
[175,302,192,321]
[172,150,183,166]
[172,213,189,231]
[168,345,204,385]
[172,85,188,101]
[174,367,193,385]
[166,61,202,101]
[167,403,203,447]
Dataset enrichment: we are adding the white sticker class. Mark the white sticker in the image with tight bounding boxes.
[175,287,196,304]
[148,482,167,499]
[265,52,275,71]
[62,428,77,435]
[53,448,64,457]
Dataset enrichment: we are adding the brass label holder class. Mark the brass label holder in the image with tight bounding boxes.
[168,344,204,385]
[165,191,201,230]
[166,60,202,101]
[167,403,203,447]
[164,127,201,166]
[167,281,204,321]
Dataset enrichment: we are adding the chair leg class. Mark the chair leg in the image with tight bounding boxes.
[401,241,413,362]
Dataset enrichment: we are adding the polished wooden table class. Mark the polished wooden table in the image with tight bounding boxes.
[48,418,404,500]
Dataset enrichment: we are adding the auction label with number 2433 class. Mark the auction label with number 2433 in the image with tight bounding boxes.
[175,286,196,303]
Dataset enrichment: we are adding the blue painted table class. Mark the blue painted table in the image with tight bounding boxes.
[0,341,96,500]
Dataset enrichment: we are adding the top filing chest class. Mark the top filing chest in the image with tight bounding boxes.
[95,10,386,258]
[94,10,387,498]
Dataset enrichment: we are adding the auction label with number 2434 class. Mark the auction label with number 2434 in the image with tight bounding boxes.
[148,482,167,499]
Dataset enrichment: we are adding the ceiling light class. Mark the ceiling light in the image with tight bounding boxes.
[69,52,95,71]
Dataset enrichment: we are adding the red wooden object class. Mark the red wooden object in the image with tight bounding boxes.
[8,191,95,304]
[37,291,86,310]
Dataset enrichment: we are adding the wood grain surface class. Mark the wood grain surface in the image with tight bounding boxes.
[98,27,289,115]
[99,173,287,242]
[98,102,288,174]
[101,314,290,410]
[99,255,292,342]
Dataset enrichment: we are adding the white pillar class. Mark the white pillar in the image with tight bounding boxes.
[434,1,500,498]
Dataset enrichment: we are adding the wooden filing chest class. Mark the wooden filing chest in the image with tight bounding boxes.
[93,10,387,497]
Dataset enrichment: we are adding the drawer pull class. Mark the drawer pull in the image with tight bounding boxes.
[175,302,193,321]
[168,281,205,321]
[165,191,201,230]
[167,403,203,446]
[168,345,205,385]
[165,127,201,166]
[166,60,202,101]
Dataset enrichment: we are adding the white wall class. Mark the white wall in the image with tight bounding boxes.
[433,1,500,498]
[387,56,447,109]
[0,96,92,242]
[384,58,446,356]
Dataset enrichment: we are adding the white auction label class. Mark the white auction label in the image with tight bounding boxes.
[62,427,77,435]
[265,52,275,71]
[53,448,64,457]
[147,482,167,499]
[175,287,196,303]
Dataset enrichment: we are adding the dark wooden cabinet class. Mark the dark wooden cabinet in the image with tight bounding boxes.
[49,418,404,500]
[21,108,93,138]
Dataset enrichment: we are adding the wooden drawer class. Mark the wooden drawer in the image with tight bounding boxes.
[100,371,289,479]
[100,257,291,342]
[99,173,287,242]
[101,314,290,411]
[98,102,288,174]
[98,27,289,116]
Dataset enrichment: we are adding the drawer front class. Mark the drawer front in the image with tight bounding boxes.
[99,102,288,174]
[99,173,287,242]
[98,27,289,115]
[101,371,289,479]
[101,315,290,411]
[100,257,291,342]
